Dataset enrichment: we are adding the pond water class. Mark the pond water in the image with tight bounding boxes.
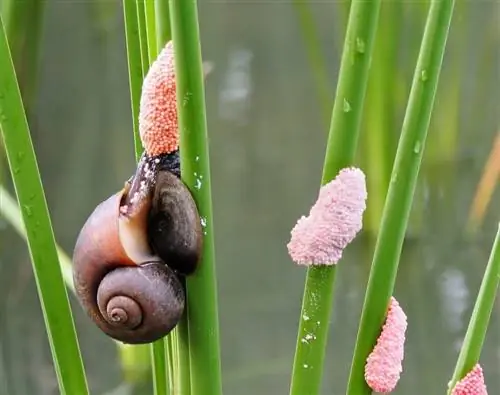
[0,1,499,394]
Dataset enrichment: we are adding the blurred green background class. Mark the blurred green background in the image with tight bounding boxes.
[0,0,499,394]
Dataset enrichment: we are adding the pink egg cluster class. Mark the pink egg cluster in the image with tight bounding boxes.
[451,364,488,395]
[364,297,408,393]
[139,41,179,156]
[287,167,367,265]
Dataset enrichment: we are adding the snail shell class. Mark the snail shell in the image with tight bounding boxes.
[72,168,202,344]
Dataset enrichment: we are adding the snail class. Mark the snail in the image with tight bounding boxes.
[72,151,202,344]
[72,40,206,344]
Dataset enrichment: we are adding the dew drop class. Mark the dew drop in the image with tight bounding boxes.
[343,99,351,113]
[420,70,428,82]
[355,37,365,54]
[414,141,421,154]
[23,205,33,217]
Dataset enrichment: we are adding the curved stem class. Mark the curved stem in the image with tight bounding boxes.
[0,18,88,395]
[447,223,500,393]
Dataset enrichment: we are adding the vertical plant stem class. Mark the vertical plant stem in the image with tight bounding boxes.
[292,0,331,125]
[136,0,149,75]
[1,0,45,115]
[362,0,401,235]
[0,17,88,395]
[153,1,177,391]
[289,0,382,394]
[0,185,153,389]
[144,0,157,61]
[155,0,171,52]
[346,0,455,393]
[123,0,144,159]
[150,341,168,395]
[123,2,169,394]
[447,223,500,393]
[169,0,222,393]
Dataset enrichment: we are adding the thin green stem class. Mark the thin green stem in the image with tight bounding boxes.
[346,0,456,393]
[289,0,382,394]
[169,0,222,393]
[0,184,74,289]
[0,185,151,387]
[123,0,144,160]
[144,0,157,61]
[152,3,175,390]
[136,0,149,77]
[1,0,45,116]
[150,340,168,395]
[123,2,168,393]
[0,17,88,395]
[292,0,331,125]
[362,0,401,235]
[155,0,171,52]
[447,223,500,393]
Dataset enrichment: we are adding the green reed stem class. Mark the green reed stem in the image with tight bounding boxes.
[0,184,152,388]
[0,17,88,395]
[169,0,222,393]
[155,0,171,53]
[123,0,144,160]
[0,184,74,289]
[152,2,177,391]
[150,340,168,395]
[289,1,382,394]
[362,0,401,235]
[136,0,149,76]
[447,223,500,393]
[346,0,455,392]
[123,2,169,393]
[144,0,157,62]
[1,0,45,115]
[292,0,331,126]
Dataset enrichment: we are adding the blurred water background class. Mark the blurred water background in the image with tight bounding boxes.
[0,0,499,394]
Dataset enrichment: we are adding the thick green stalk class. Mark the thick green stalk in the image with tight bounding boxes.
[0,17,88,395]
[346,0,455,392]
[155,0,171,52]
[447,223,500,393]
[289,0,382,394]
[169,0,222,394]
[1,0,45,115]
[123,0,144,159]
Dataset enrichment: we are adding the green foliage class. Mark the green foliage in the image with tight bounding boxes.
[0,17,89,395]
[289,0,382,394]
[169,0,223,393]
[346,0,456,392]
[447,224,500,393]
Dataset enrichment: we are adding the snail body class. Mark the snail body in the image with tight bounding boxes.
[72,166,202,344]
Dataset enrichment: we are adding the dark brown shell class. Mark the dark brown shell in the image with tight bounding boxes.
[72,170,201,344]
[148,170,203,275]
